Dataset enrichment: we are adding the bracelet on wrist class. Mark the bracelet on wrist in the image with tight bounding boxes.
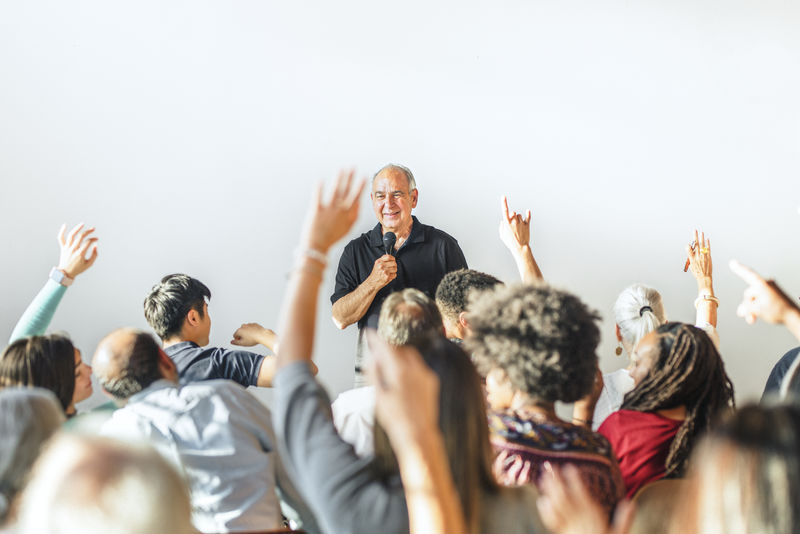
[294,247,327,266]
[694,294,720,309]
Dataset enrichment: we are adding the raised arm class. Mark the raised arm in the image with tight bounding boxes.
[9,223,98,342]
[277,170,366,369]
[499,196,542,283]
[686,230,718,329]
[370,335,466,534]
[730,260,800,342]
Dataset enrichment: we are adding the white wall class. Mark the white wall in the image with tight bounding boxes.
[1,0,798,409]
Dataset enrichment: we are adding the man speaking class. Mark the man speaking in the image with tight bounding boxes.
[331,163,467,385]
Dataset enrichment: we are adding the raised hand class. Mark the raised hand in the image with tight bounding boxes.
[301,169,366,254]
[499,195,531,253]
[730,260,800,327]
[57,223,99,279]
[686,230,712,288]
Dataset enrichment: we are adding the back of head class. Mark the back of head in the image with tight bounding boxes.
[0,388,64,524]
[378,288,443,345]
[372,335,496,532]
[676,403,800,534]
[0,335,75,411]
[623,322,735,477]
[94,330,164,401]
[16,434,194,534]
[613,284,666,351]
[434,268,503,322]
[143,274,210,340]
[465,283,601,404]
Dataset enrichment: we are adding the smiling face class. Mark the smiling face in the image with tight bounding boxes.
[371,167,418,235]
[73,348,93,405]
[628,331,660,387]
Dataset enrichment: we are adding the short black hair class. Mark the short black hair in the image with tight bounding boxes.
[143,274,210,340]
[96,332,163,400]
[435,269,503,320]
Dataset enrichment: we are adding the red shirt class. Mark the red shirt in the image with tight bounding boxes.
[598,409,682,498]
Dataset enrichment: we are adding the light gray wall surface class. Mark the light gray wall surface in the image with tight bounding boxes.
[1,1,798,410]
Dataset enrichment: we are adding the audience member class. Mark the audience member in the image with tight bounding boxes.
[466,283,624,515]
[5,223,97,414]
[331,288,443,457]
[597,322,735,497]
[369,335,467,534]
[274,170,546,534]
[330,163,468,386]
[729,260,800,398]
[0,388,64,528]
[144,273,299,387]
[498,195,543,283]
[93,328,320,533]
[15,434,195,534]
[435,269,502,341]
[579,230,720,430]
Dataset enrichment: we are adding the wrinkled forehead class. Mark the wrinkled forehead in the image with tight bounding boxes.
[372,168,412,193]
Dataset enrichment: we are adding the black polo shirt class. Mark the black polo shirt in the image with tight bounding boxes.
[331,216,468,330]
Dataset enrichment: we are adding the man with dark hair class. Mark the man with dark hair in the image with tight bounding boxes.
[435,269,503,341]
[93,328,320,534]
[144,273,287,388]
[331,288,444,456]
[330,164,467,386]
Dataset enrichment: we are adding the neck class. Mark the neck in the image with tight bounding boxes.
[65,403,76,416]
[163,335,201,348]
[510,393,559,421]
[657,405,687,421]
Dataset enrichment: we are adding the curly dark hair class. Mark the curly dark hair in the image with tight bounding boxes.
[435,269,503,320]
[622,322,735,479]
[465,283,601,403]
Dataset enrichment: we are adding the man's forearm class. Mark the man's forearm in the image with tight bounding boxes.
[332,279,382,329]
[513,245,543,283]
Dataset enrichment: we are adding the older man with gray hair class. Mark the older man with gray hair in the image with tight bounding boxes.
[331,163,467,386]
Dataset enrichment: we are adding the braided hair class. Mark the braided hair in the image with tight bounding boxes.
[621,322,735,478]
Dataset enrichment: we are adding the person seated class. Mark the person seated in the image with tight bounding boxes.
[331,287,444,457]
[596,322,735,498]
[144,273,311,388]
[93,328,320,534]
[577,230,721,430]
[465,283,624,516]
[5,223,97,414]
[273,170,547,534]
[15,434,195,534]
[0,388,65,528]
[435,269,502,342]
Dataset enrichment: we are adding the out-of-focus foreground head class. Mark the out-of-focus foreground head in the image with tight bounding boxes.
[0,335,76,412]
[93,329,174,401]
[466,282,601,404]
[0,388,64,524]
[613,283,667,354]
[378,288,444,345]
[674,403,800,534]
[16,434,194,534]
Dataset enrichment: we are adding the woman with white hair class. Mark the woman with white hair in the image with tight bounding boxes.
[573,231,720,430]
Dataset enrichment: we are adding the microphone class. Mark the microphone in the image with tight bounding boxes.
[383,232,396,256]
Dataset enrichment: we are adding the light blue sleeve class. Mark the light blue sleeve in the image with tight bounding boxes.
[9,279,68,343]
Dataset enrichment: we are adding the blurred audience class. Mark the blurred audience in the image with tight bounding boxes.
[0,388,64,528]
[466,283,624,515]
[15,434,195,534]
[93,328,319,533]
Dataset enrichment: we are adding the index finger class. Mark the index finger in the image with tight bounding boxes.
[730,260,764,286]
[501,196,511,221]
[344,176,366,207]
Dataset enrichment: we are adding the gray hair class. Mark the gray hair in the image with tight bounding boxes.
[613,283,667,352]
[0,388,65,522]
[378,288,442,345]
[372,163,417,191]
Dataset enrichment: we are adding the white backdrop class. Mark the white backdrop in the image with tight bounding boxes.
[1,0,799,409]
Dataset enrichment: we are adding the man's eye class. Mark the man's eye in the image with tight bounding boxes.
[392,192,404,199]
[375,194,385,200]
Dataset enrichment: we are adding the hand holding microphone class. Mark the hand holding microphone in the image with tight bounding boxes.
[369,232,398,290]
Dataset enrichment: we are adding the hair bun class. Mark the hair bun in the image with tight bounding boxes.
[639,306,653,317]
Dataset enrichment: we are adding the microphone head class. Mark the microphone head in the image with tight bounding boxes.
[383,232,396,255]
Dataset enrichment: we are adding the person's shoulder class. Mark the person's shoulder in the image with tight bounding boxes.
[416,218,461,244]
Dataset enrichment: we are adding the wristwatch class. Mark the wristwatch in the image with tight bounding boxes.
[49,267,74,287]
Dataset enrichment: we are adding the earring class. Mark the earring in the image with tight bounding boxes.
[615,343,623,356]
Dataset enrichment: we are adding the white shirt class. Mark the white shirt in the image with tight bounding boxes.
[331,386,376,457]
[102,379,319,534]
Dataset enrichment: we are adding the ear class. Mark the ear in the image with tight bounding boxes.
[186,308,200,327]
[458,311,470,329]
[410,188,418,208]
[615,323,623,342]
